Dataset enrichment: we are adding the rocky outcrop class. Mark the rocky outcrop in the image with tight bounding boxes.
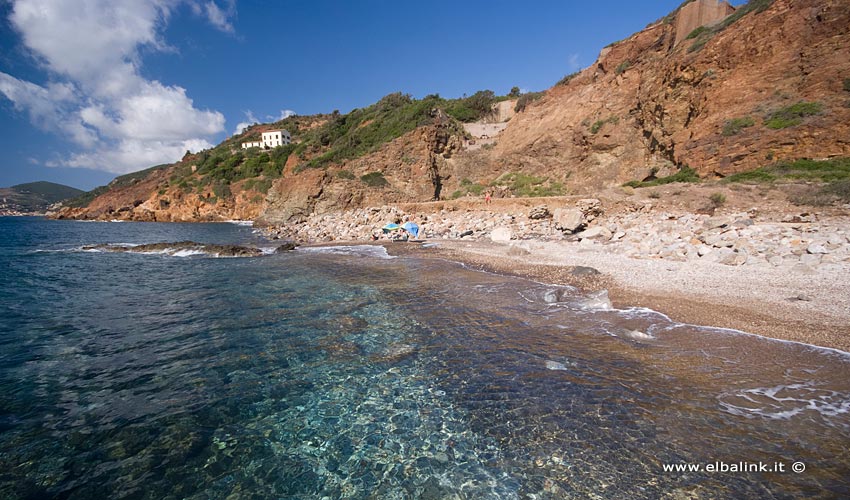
[80,241,269,257]
[487,0,850,190]
[258,115,464,225]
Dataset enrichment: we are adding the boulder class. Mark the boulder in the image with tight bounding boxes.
[578,226,612,241]
[274,241,298,253]
[528,205,550,220]
[577,198,603,221]
[490,227,513,242]
[719,250,748,266]
[553,208,585,233]
[806,243,828,254]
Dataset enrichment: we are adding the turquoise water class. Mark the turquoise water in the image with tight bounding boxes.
[1,216,848,499]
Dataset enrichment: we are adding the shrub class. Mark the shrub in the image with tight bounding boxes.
[648,191,661,199]
[515,92,544,113]
[360,171,388,187]
[764,101,823,129]
[709,192,727,207]
[491,172,564,197]
[823,179,850,202]
[614,60,631,75]
[509,86,521,97]
[460,178,485,195]
[336,169,355,180]
[589,116,619,134]
[445,90,496,122]
[722,116,755,136]
[557,72,579,86]
[724,157,850,184]
[212,181,231,199]
[843,78,850,92]
[686,26,709,40]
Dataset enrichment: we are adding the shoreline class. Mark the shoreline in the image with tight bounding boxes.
[378,238,850,354]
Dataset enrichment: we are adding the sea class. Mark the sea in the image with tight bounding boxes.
[1,216,849,499]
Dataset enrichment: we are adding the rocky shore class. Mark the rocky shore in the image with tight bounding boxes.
[265,197,850,353]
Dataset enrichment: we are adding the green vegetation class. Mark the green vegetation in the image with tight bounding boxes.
[444,90,497,122]
[589,116,620,134]
[360,171,388,187]
[842,78,850,92]
[724,157,850,184]
[722,116,755,136]
[515,92,544,113]
[299,91,480,170]
[557,72,579,86]
[623,166,700,188]
[764,101,823,129]
[685,26,709,40]
[242,178,273,194]
[491,172,564,197]
[336,169,355,180]
[509,86,521,98]
[709,192,727,207]
[459,178,486,196]
[614,60,631,75]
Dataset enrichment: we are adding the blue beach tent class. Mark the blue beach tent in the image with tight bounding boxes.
[402,222,420,238]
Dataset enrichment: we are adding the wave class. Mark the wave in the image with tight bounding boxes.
[298,244,394,259]
[718,383,850,424]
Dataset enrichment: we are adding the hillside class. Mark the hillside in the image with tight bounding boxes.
[53,0,850,223]
[0,181,84,214]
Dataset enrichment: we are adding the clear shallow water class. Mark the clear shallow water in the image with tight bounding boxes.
[1,216,849,499]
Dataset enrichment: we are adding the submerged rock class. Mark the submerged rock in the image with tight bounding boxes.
[274,241,299,253]
[578,290,613,310]
[82,241,265,257]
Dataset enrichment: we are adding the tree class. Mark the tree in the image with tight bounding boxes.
[509,86,520,98]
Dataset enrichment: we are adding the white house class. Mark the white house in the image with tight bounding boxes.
[241,129,291,149]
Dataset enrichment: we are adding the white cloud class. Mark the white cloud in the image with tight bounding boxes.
[233,110,258,136]
[203,0,236,34]
[65,137,215,172]
[0,0,237,174]
[567,53,581,71]
[272,109,297,121]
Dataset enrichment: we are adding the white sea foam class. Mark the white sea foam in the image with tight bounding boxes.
[718,383,850,422]
[171,249,208,257]
[225,220,254,226]
[299,245,394,259]
[545,360,571,371]
[576,290,613,310]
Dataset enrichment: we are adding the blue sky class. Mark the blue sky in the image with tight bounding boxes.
[0,0,723,190]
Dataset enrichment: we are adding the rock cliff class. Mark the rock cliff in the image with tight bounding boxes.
[487,0,850,191]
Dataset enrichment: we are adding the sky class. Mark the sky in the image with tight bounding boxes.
[0,0,718,191]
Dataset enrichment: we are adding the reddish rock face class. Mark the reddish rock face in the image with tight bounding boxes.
[492,0,850,189]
